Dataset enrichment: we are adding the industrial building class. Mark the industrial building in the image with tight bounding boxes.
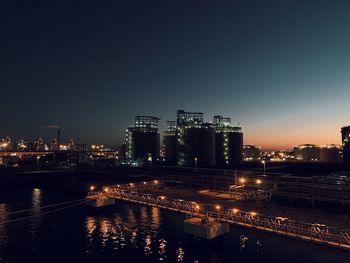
[176,110,216,167]
[320,144,342,163]
[214,115,243,166]
[342,125,350,169]
[163,121,177,164]
[126,116,160,161]
[243,145,261,161]
[294,144,320,161]
[128,110,243,167]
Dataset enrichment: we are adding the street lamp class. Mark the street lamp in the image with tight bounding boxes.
[261,160,266,175]
[36,156,40,169]
[90,185,95,193]
[239,178,246,184]
[147,154,153,165]
[194,157,198,168]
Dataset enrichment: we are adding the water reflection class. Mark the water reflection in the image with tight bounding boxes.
[158,238,167,261]
[84,205,166,258]
[151,207,160,231]
[85,216,97,254]
[29,188,41,238]
[1,189,344,263]
[140,207,149,229]
[83,205,270,262]
[0,204,7,262]
[176,246,185,262]
[100,218,112,248]
[239,235,249,251]
[257,240,263,255]
[144,234,152,255]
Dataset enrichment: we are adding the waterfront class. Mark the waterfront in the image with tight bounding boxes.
[0,188,349,263]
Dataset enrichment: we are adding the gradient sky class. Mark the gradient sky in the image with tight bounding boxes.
[1,0,350,149]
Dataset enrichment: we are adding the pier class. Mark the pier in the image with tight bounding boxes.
[87,180,350,250]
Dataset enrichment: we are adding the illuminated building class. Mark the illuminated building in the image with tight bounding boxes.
[68,138,75,150]
[320,144,341,163]
[341,125,350,169]
[243,145,261,161]
[126,116,160,160]
[341,126,350,143]
[163,121,177,164]
[35,137,45,151]
[51,137,59,151]
[263,150,294,162]
[214,115,243,166]
[293,144,320,161]
[176,110,215,167]
[74,143,88,151]
[0,137,13,151]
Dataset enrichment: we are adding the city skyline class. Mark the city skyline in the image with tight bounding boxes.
[1,1,350,149]
[0,112,346,151]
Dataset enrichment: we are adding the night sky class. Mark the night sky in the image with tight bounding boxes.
[1,0,350,149]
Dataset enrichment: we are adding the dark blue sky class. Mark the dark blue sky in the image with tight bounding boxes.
[1,0,350,148]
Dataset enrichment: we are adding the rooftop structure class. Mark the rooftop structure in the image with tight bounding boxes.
[126,116,160,160]
[214,115,243,166]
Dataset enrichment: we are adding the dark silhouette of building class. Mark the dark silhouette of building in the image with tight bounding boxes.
[118,143,127,160]
[243,145,261,160]
[294,144,320,161]
[126,116,160,160]
[176,110,215,167]
[320,144,342,163]
[214,115,243,167]
[183,123,216,167]
[341,125,350,170]
[163,121,177,164]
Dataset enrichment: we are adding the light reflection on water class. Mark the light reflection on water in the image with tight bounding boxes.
[82,204,268,262]
[30,188,42,238]
[83,204,266,263]
[1,189,348,263]
[176,246,185,262]
[84,206,164,260]
[0,204,7,262]
[158,238,167,261]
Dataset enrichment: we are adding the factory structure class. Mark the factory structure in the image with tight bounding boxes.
[342,125,350,169]
[320,144,342,163]
[126,110,243,167]
[243,145,261,161]
[294,144,321,161]
[125,116,160,161]
[163,121,177,164]
[214,115,243,166]
[293,144,342,163]
[124,114,348,167]
[174,110,216,167]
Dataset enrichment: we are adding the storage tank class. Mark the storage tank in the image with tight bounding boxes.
[214,115,243,166]
[343,140,350,170]
[126,116,160,160]
[176,110,204,166]
[294,144,320,161]
[183,123,216,167]
[163,121,177,164]
[341,125,350,170]
[320,145,341,163]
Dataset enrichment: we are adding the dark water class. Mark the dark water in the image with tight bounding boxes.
[0,188,349,263]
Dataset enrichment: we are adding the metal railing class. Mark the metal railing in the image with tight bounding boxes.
[92,184,350,250]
